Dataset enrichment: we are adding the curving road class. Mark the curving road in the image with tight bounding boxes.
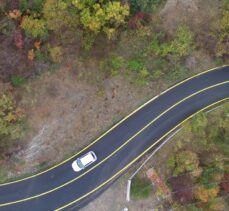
[0,66,228,211]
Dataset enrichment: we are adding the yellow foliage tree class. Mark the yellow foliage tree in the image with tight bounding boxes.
[194,185,220,203]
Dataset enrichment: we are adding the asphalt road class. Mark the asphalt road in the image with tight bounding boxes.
[0,66,228,211]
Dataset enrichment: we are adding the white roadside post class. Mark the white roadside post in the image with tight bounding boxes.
[125,103,225,204]
[125,128,182,202]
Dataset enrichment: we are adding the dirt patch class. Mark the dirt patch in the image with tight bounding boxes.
[8,63,165,175]
[160,0,222,35]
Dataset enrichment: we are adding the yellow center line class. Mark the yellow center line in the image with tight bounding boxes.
[0,65,227,187]
[56,97,229,211]
[0,81,228,207]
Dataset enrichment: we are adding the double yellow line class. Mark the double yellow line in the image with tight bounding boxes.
[56,97,229,211]
[0,65,227,187]
[1,81,228,207]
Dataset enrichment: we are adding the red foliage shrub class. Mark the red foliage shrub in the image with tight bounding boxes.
[221,173,229,193]
[168,174,194,204]
[14,28,24,49]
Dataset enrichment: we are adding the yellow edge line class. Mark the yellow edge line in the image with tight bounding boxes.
[0,65,227,186]
[0,81,228,207]
[56,97,229,211]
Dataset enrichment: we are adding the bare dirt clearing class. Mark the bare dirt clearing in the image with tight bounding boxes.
[9,66,165,175]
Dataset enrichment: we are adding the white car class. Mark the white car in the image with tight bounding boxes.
[72,151,97,172]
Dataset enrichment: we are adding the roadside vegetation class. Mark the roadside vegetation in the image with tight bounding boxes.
[0,0,228,182]
[130,102,229,210]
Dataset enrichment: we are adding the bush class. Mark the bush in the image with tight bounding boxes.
[10,75,26,87]
[215,4,229,57]
[19,0,45,13]
[131,177,152,199]
[43,0,76,35]
[171,150,202,178]
[166,64,190,82]
[48,46,62,63]
[169,25,194,57]
[21,16,47,39]
[150,25,194,58]
[129,0,164,14]
[191,113,208,138]
[0,94,26,151]
[127,59,144,72]
[127,58,149,84]
[99,55,124,76]
[205,198,226,211]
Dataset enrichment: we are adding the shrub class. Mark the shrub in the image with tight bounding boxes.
[166,64,190,82]
[99,55,124,76]
[205,198,226,211]
[215,5,229,57]
[172,150,202,178]
[129,0,164,14]
[150,31,169,56]
[169,25,194,57]
[43,0,76,35]
[127,58,149,84]
[131,177,152,199]
[10,75,26,87]
[127,59,144,72]
[0,94,26,150]
[150,25,194,58]
[21,16,47,39]
[19,0,45,13]
[110,56,124,75]
[48,46,62,63]
[191,113,208,138]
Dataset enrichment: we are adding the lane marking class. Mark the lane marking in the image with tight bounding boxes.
[0,65,227,186]
[56,97,229,211]
[0,81,228,207]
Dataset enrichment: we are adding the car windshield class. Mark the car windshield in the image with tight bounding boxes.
[76,159,84,169]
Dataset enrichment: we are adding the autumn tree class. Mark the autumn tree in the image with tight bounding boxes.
[21,15,47,39]
[169,150,202,178]
[71,0,129,39]
[43,0,78,35]
[0,94,26,153]
[168,174,194,204]
[194,185,220,203]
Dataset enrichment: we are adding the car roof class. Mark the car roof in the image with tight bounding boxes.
[80,152,95,166]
